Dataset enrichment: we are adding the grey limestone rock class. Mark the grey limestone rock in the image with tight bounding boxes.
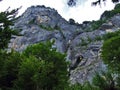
[111,14,120,28]
[9,5,120,84]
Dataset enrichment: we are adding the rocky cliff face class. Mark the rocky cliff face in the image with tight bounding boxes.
[10,5,82,53]
[9,5,120,84]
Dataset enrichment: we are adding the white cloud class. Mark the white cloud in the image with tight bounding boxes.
[0,0,115,23]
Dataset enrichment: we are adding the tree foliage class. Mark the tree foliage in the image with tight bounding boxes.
[14,56,41,90]
[0,41,69,90]
[92,71,118,90]
[103,30,120,40]
[0,50,23,90]
[102,33,120,73]
[69,18,75,25]
[0,8,19,50]
[22,41,69,90]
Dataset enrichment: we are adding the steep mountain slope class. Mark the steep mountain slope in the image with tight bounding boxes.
[9,5,120,84]
[10,5,82,53]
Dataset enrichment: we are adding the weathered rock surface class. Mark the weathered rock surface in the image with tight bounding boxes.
[9,5,120,84]
[11,5,82,53]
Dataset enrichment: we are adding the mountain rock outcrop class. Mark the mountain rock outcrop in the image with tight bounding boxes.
[9,5,120,84]
[10,5,82,53]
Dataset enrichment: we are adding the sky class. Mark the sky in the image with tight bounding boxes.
[0,0,116,23]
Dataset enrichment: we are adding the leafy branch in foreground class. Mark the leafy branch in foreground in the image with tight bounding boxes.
[0,8,20,50]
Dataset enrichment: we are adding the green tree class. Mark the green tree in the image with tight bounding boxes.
[0,4,21,89]
[0,50,23,90]
[0,8,19,50]
[0,42,69,90]
[100,30,120,90]
[92,71,118,90]
[14,56,41,90]
[17,41,69,90]
[103,30,120,41]
[102,35,120,73]
[69,18,75,25]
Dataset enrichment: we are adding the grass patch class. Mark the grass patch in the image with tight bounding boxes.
[91,20,106,30]
[39,24,61,31]
[94,36,102,41]
[28,19,35,24]
[80,38,89,46]
[39,24,54,31]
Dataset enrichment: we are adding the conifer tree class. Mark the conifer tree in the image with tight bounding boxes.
[0,8,19,50]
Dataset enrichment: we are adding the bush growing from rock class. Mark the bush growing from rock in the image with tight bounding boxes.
[69,18,75,25]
